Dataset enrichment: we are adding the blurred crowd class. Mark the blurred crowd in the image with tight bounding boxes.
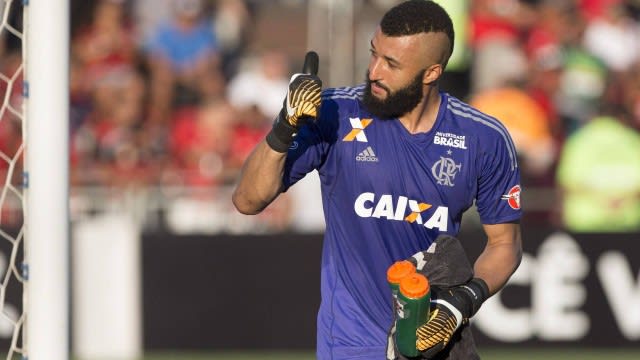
[67,0,283,189]
[460,0,640,231]
[0,0,639,232]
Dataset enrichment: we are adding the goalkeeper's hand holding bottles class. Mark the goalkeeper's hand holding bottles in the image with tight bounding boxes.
[266,51,322,153]
[416,278,489,358]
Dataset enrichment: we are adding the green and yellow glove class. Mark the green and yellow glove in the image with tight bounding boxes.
[266,51,322,152]
[416,278,489,358]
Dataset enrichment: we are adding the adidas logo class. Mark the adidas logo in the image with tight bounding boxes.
[356,146,379,162]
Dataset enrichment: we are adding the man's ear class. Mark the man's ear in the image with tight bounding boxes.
[423,63,444,85]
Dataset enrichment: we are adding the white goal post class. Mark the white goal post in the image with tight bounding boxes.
[24,0,70,359]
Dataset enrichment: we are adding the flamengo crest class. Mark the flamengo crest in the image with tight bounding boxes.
[431,156,462,187]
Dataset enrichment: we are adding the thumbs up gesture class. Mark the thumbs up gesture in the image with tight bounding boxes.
[266,51,323,153]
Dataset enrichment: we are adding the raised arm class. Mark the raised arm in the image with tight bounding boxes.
[232,51,322,215]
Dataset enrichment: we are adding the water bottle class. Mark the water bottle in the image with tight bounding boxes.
[391,269,431,357]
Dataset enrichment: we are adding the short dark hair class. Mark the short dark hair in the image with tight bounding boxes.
[380,0,455,65]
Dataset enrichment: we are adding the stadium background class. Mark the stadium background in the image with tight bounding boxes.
[1,0,639,358]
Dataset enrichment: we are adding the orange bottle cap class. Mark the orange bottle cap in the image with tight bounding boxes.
[387,260,416,284]
[399,273,430,299]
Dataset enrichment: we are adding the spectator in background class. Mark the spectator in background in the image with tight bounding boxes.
[470,86,556,184]
[525,39,565,151]
[73,0,138,76]
[556,114,640,232]
[524,0,580,160]
[469,0,535,92]
[71,68,149,186]
[71,0,139,131]
[212,0,254,79]
[582,0,640,73]
[227,49,289,120]
[471,39,529,93]
[470,0,537,46]
[540,0,608,134]
[557,45,608,132]
[225,49,290,176]
[469,1,561,182]
[133,0,174,47]
[167,99,235,187]
[144,0,223,123]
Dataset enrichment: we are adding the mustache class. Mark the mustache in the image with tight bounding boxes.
[366,78,390,93]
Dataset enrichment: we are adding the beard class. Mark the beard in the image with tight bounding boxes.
[362,69,426,119]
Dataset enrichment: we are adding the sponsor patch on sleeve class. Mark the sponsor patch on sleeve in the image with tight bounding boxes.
[501,185,521,210]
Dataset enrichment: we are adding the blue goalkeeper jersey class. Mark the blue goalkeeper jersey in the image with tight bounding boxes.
[282,85,522,359]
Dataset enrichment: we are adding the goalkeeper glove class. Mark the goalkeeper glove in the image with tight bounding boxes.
[415,278,489,358]
[266,51,322,153]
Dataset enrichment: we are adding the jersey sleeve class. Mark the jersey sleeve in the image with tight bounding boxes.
[281,95,340,191]
[475,127,523,224]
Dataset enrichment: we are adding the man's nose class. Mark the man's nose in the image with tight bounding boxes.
[368,58,383,81]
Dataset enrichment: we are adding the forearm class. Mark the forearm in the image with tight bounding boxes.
[232,140,287,215]
[474,223,522,295]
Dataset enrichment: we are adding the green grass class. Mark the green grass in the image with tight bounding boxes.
[141,348,640,360]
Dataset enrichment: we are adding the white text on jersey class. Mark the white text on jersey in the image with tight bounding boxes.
[353,192,449,231]
[434,131,467,149]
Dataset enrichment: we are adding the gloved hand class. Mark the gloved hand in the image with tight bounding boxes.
[266,51,322,152]
[416,278,489,358]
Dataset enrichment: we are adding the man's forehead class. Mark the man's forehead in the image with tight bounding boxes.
[372,28,449,64]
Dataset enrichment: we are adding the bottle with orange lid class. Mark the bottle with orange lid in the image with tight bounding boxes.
[387,260,416,296]
[387,262,431,358]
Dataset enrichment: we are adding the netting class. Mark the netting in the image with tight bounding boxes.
[0,0,25,359]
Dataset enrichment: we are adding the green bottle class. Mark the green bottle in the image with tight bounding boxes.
[395,272,431,357]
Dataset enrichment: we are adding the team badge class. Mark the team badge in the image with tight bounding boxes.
[501,185,521,210]
[431,156,462,187]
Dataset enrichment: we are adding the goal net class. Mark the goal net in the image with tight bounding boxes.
[0,0,25,359]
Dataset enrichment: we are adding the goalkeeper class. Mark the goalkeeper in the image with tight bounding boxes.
[232,1,522,359]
